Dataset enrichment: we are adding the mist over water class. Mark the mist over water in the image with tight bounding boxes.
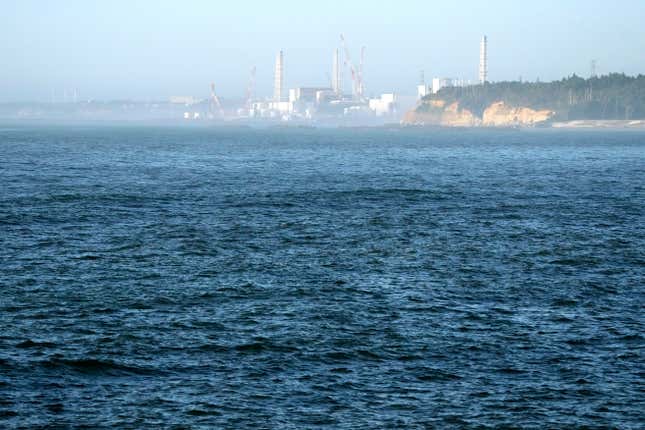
[1,125,643,428]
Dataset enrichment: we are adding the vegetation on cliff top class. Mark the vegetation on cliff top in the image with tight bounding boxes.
[419,74,645,120]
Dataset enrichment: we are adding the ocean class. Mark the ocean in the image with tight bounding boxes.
[1,124,643,428]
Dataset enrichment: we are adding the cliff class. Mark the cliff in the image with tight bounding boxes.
[403,100,480,127]
[403,100,554,127]
[482,102,554,126]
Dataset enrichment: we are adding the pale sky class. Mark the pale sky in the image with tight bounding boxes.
[2,0,645,102]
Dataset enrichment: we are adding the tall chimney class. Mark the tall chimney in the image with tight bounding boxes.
[332,49,342,96]
[274,50,284,102]
[479,36,488,84]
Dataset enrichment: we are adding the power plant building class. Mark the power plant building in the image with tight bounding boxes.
[247,44,402,121]
[432,78,453,94]
[289,87,331,103]
[368,93,397,116]
[417,85,430,99]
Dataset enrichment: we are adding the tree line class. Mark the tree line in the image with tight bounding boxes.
[421,74,645,120]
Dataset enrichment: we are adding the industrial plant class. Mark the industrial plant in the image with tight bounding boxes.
[173,34,491,124]
[5,35,491,125]
[173,34,408,124]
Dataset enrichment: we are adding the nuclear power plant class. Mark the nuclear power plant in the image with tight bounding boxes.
[238,35,399,122]
[178,34,489,123]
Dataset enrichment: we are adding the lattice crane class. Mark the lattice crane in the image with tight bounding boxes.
[210,83,224,117]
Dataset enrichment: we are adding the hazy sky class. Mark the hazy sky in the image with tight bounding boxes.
[2,0,645,102]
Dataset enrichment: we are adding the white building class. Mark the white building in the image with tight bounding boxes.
[432,78,453,94]
[250,100,293,119]
[289,87,332,104]
[170,96,201,105]
[315,89,336,104]
[417,84,431,99]
[369,93,397,116]
[183,111,201,120]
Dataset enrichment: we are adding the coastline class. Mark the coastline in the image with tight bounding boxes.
[551,120,645,129]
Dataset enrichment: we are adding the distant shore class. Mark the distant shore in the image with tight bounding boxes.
[3,117,645,132]
[551,120,645,129]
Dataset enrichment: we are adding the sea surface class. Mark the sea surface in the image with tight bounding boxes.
[0,124,643,429]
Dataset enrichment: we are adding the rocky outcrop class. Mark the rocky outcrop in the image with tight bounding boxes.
[442,102,480,127]
[482,102,554,126]
[403,101,480,127]
[403,100,555,127]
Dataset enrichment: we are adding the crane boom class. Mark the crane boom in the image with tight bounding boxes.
[358,46,365,99]
[340,34,359,100]
[210,83,224,117]
[340,34,367,101]
[244,66,256,109]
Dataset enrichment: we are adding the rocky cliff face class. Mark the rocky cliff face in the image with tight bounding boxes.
[403,100,555,127]
[482,102,554,126]
[402,100,480,127]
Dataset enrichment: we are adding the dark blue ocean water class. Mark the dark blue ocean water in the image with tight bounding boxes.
[0,124,643,429]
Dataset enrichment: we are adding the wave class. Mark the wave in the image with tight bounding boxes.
[414,367,462,381]
[40,358,166,376]
[16,339,57,349]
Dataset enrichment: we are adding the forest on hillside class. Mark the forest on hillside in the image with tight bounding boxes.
[421,74,645,120]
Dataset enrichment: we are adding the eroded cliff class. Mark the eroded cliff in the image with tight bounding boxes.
[403,100,555,127]
[482,102,554,126]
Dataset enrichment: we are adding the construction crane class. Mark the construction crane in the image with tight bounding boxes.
[358,46,366,99]
[244,66,256,110]
[340,34,363,101]
[209,83,224,118]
